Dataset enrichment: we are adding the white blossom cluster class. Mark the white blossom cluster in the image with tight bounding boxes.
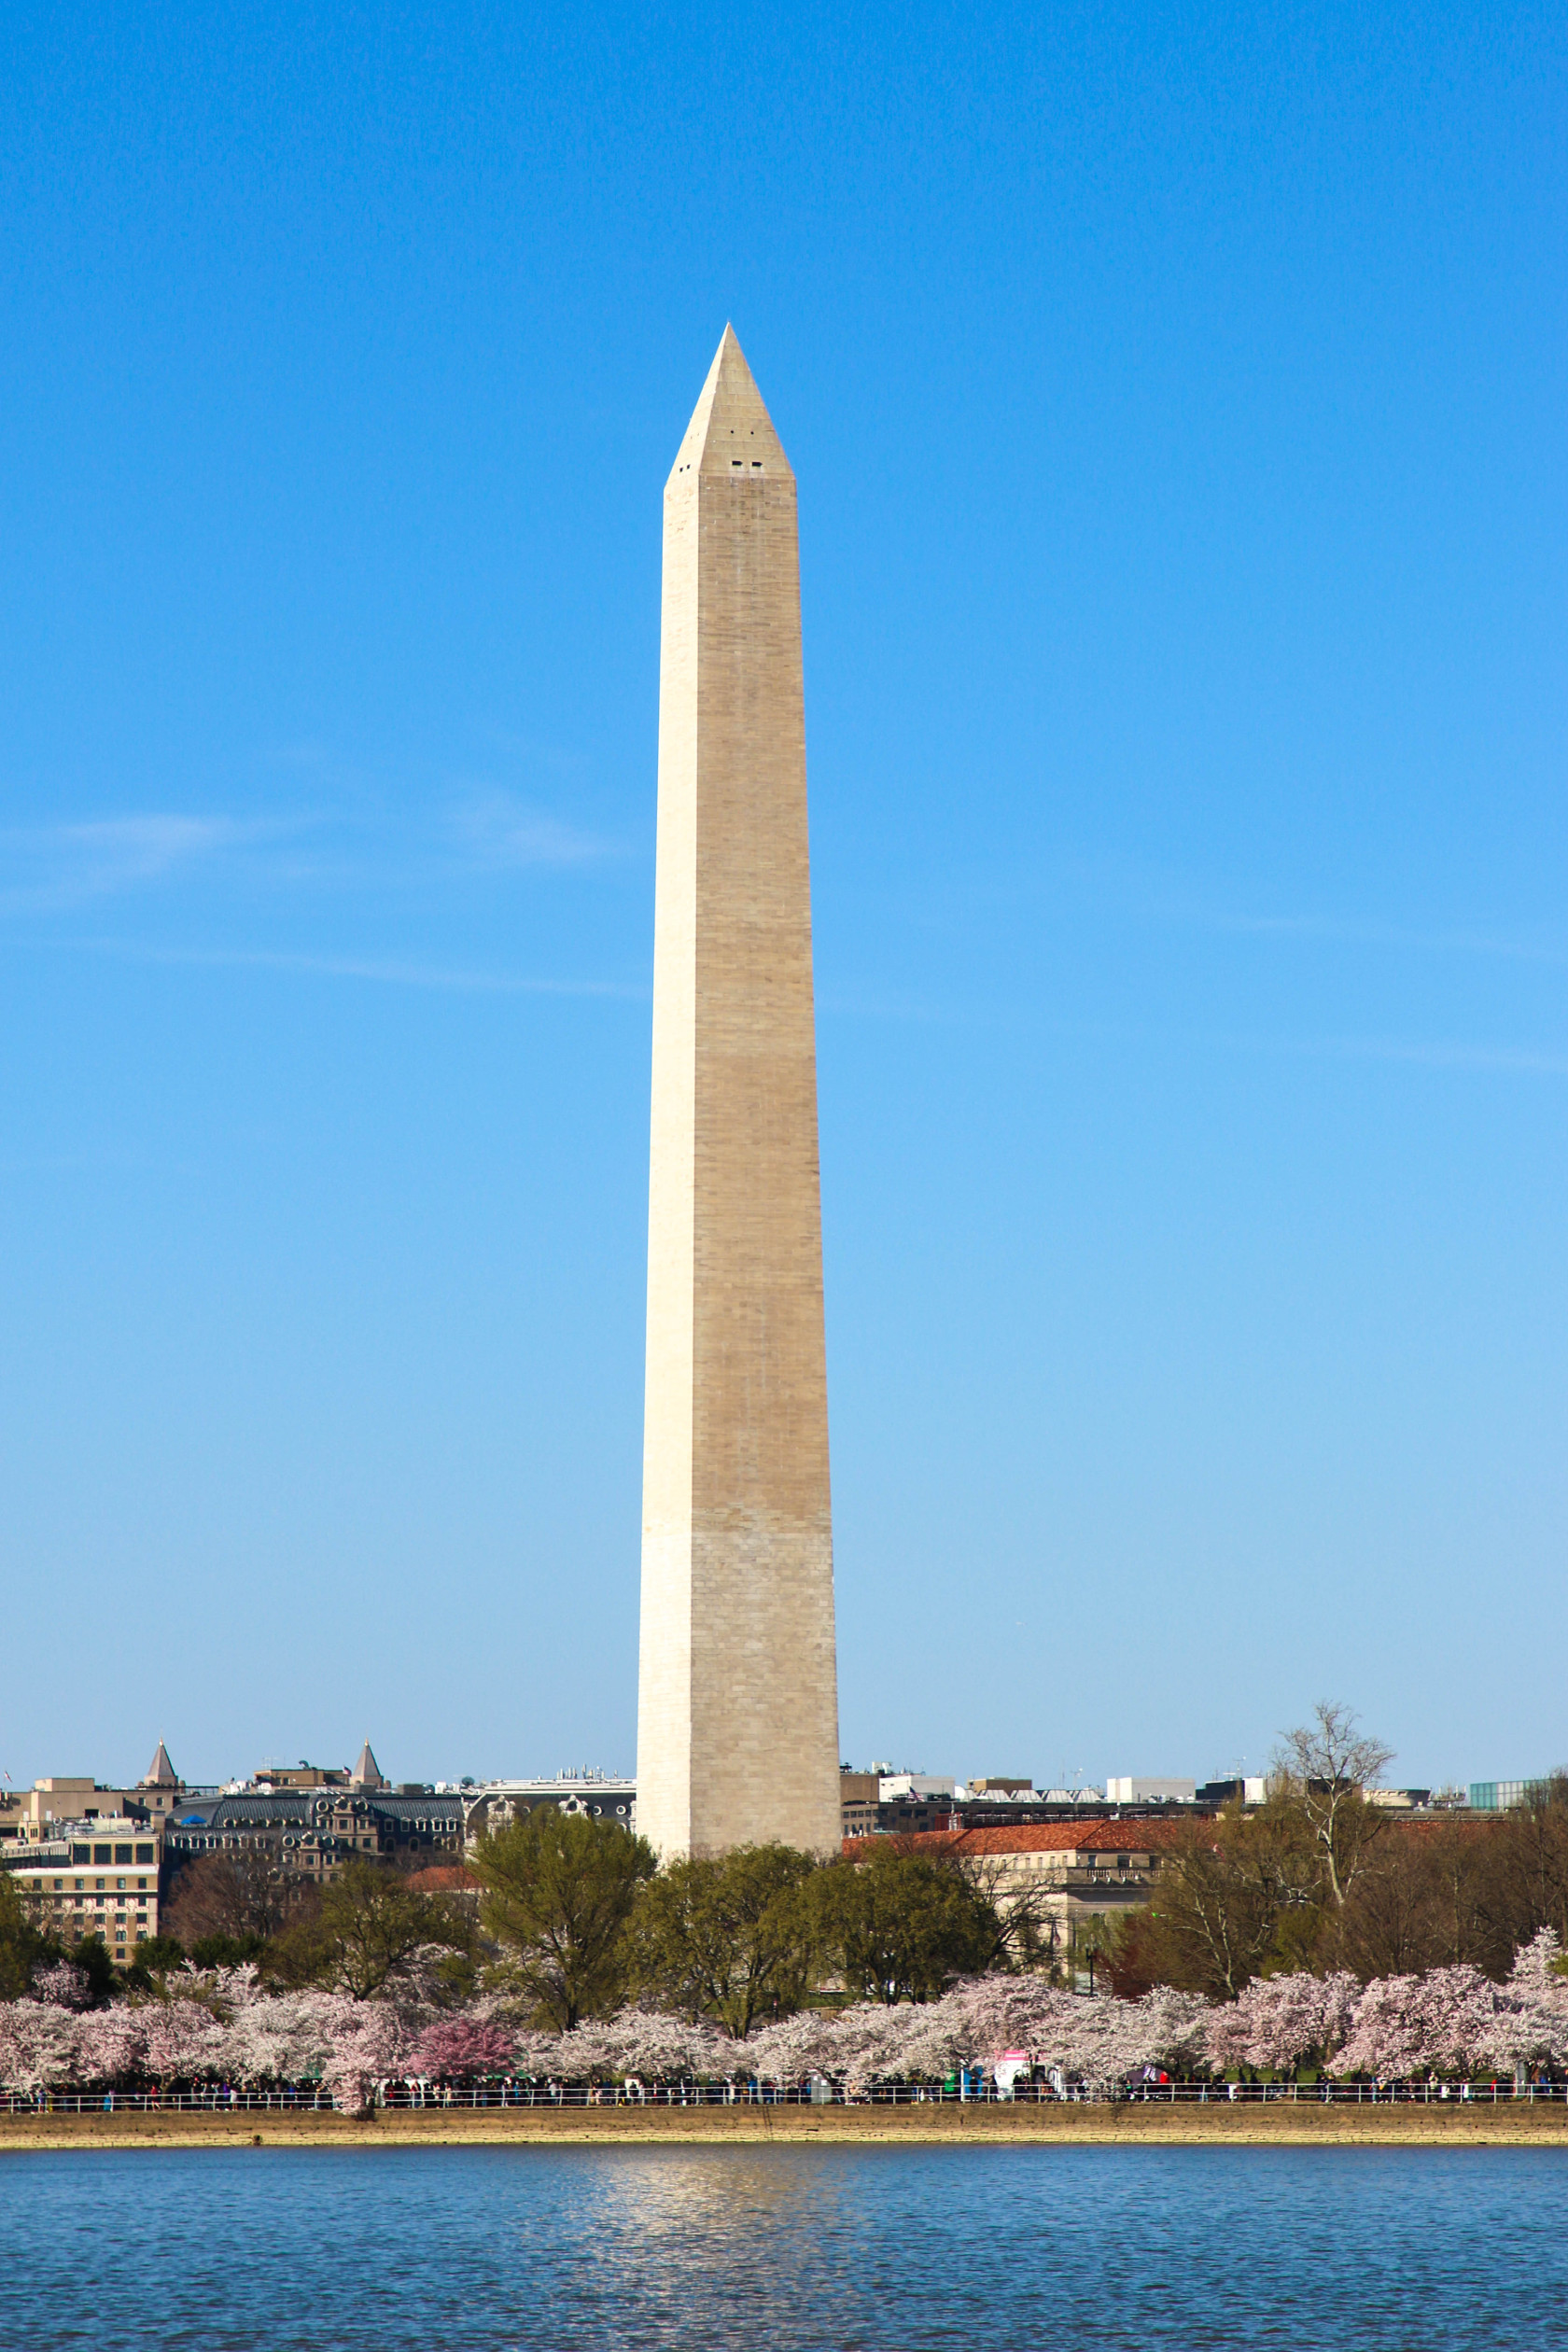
[0,1957,503,2110]
[1211,1931,1568,2081]
[2,1932,1565,2102]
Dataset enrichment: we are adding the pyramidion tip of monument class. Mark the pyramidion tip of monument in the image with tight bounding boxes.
[665,323,792,489]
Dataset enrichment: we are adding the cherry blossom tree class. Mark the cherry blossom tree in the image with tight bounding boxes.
[744,2006,847,2085]
[1332,1967,1496,2079]
[32,1962,91,2011]
[73,2008,148,2087]
[564,2007,729,2082]
[0,2001,79,2093]
[140,1995,230,2085]
[409,2017,517,2080]
[1202,1971,1359,2076]
[324,2000,408,2112]
[224,1986,341,2089]
[1482,1930,1568,2075]
[745,1977,1207,2094]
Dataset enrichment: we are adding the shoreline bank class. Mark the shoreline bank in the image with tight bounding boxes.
[5,2105,1567,2151]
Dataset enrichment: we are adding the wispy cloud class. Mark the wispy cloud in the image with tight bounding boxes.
[77,941,646,998]
[446,788,613,871]
[0,788,621,914]
[958,854,1568,968]
[841,989,1568,1079]
[0,815,290,912]
[1204,910,1568,969]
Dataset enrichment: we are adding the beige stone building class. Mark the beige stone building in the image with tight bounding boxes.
[3,1815,164,1964]
[0,1743,186,1847]
[838,1771,880,1839]
[637,327,841,1859]
[851,1819,1191,1960]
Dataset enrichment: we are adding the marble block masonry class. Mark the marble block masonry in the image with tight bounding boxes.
[635,327,842,1858]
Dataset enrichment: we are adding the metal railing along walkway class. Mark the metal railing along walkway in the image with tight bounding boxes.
[5,2077,1563,2115]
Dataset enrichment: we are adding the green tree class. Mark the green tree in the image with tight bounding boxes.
[0,1870,54,1998]
[189,1932,269,1969]
[70,1932,120,2008]
[631,1844,819,2037]
[267,1860,472,2000]
[470,1810,655,2030]
[811,1845,1001,2004]
[123,1931,189,1990]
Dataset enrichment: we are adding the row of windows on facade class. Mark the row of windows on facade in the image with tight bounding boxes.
[169,1829,457,1855]
[172,1831,381,1852]
[25,1880,156,1948]
[31,1875,153,1895]
[64,1841,158,1866]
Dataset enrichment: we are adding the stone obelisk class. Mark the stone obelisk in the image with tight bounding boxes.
[636,327,841,1859]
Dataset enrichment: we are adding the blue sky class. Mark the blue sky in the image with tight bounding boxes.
[2,4,1563,1795]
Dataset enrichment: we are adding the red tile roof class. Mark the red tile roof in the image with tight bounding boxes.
[842,1817,1197,1863]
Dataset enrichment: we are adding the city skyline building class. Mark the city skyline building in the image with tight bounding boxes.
[635,327,842,1858]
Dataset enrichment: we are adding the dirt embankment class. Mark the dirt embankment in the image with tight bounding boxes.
[4,2102,1566,2152]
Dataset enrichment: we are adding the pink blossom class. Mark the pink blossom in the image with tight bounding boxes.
[744,2007,847,2084]
[1202,1973,1359,2076]
[324,2001,408,2113]
[32,1962,91,2011]
[141,1997,229,2084]
[72,2009,147,2087]
[747,1980,1208,2093]
[223,1989,342,2088]
[409,2018,517,2079]
[0,2003,79,2093]
[1333,1968,1496,2080]
[562,2009,729,2082]
[1481,1932,1568,2074]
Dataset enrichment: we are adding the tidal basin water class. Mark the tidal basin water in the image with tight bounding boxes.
[7,2143,1568,2349]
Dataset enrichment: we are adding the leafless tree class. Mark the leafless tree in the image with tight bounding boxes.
[953,1853,1062,1976]
[163,1847,310,1947]
[1275,1701,1394,1909]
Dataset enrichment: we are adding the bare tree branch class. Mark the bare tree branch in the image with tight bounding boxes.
[1275,1701,1394,1908]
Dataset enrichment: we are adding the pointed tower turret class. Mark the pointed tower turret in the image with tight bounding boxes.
[142,1740,179,1788]
[350,1740,385,1789]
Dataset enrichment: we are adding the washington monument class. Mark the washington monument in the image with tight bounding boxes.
[635,327,841,1859]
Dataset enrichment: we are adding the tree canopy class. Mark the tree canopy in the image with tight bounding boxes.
[812,1844,1002,2004]
[267,1860,472,2001]
[0,1872,53,2002]
[630,1843,819,2037]
[470,1810,656,2030]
